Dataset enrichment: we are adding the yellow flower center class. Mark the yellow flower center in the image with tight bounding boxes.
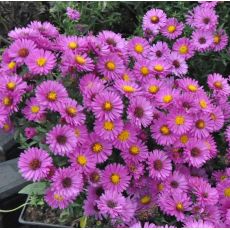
[160,125,170,135]
[6,82,16,90]
[66,106,77,117]
[110,173,120,184]
[168,25,176,33]
[122,74,130,81]
[213,35,220,44]
[140,195,151,205]
[54,194,64,202]
[157,183,164,192]
[3,123,10,132]
[106,61,116,71]
[221,175,227,181]
[176,202,184,211]
[118,130,130,141]
[163,95,173,103]
[103,101,113,111]
[75,128,80,137]
[36,57,47,67]
[103,121,114,131]
[8,61,16,69]
[199,99,207,109]
[148,85,159,94]
[195,120,205,129]
[129,145,140,155]
[224,187,230,197]
[92,143,103,153]
[75,55,86,65]
[68,41,78,49]
[214,81,223,89]
[47,91,57,101]
[134,44,144,53]
[175,116,185,125]
[180,134,189,144]
[154,64,164,72]
[187,84,197,92]
[179,45,188,54]
[3,96,12,106]
[151,16,159,23]
[77,155,87,166]
[122,85,135,93]
[140,66,149,76]
[31,105,40,113]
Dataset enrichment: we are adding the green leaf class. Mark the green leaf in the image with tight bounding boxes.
[18,182,48,195]
[80,216,87,228]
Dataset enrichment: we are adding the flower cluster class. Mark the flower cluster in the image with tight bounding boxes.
[1,1,230,228]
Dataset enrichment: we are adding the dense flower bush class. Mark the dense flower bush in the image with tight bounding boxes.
[1,1,230,228]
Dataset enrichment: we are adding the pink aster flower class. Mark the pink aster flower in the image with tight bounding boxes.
[151,114,177,146]
[143,8,167,34]
[102,163,131,193]
[66,7,81,21]
[87,169,102,187]
[131,221,156,228]
[69,146,96,174]
[176,77,202,94]
[96,190,126,219]
[193,7,218,31]
[51,167,83,197]
[46,125,77,156]
[173,37,195,60]
[45,187,75,209]
[121,139,148,163]
[184,219,214,228]
[133,58,152,81]
[25,127,37,139]
[143,78,163,100]
[71,125,88,147]
[159,191,192,221]
[167,109,193,135]
[8,27,39,40]
[26,48,56,75]
[191,30,213,52]
[147,150,172,180]
[127,96,153,128]
[151,59,171,77]
[113,123,138,150]
[18,147,52,182]
[22,97,45,122]
[126,160,145,180]
[127,37,150,59]
[150,41,171,60]
[57,98,85,126]
[35,80,68,111]
[94,118,123,141]
[208,73,230,96]
[161,18,184,40]
[91,91,123,121]
[185,138,210,168]
[84,132,112,163]
[97,53,125,80]
[208,106,224,131]
[0,91,22,113]
[169,52,188,76]
[211,29,228,51]
[8,39,36,64]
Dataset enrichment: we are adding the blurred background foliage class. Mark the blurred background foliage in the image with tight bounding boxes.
[1,1,230,81]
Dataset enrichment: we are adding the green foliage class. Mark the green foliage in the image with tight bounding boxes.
[19,182,48,195]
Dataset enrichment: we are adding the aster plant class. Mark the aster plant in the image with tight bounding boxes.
[1,1,230,228]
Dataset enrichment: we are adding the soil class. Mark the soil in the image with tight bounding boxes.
[23,205,78,227]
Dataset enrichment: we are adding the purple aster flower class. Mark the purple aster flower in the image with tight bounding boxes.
[46,125,77,156]
[84,132,112,163]
[91,91,123,121]
[131,221,156,228]
[96,190,126,219]
[191,30,213,52]
[45,187,75,209]
[97,53,125,80]
[94,118,123,141]
[150,41,171,60]
[184,219,214,228]
[147,150,172,180]
[87,169,102,187]
[169,52,188,76]
[173,37,195,60]
[0,91,22,113]
[161,18,184,40]
[102,163,131,193]
[51,167,83,197]
[8,27,39,40]
[25,48,56,75]
[25,127,37,139]
[177,77,202,94]
[57,98,85,126]
[133,58,152,81]
[66,7,81,21]
[35,80,68,111]
[127,96,153,128]
[151,59,171,77]
[211,29,228,51]
[208,106,224,131]
[143,8,167,34]
[72,125,88,147]
[18,147,52,182]
[185,138,210,168]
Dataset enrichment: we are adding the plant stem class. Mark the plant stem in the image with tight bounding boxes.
[0,198,30,213]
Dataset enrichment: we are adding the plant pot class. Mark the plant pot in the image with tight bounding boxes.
[19,198,70,228]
